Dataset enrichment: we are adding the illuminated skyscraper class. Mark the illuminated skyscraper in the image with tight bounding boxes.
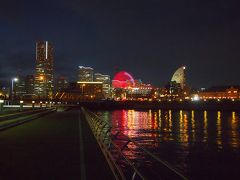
[78,66,94,82]
[34,41,54,99]
[94,73,111,98]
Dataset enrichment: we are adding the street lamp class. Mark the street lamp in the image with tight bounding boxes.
[0,99,4,111]
[11,77,18,102]
[20,100,23,111]
[40,101,43,108]
[82,84,85,95]
[32,101,35,109]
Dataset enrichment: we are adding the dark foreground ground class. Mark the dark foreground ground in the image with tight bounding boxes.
[0,110,114,180]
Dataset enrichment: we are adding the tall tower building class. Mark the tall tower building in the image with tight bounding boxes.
[78,66,94,82]
[34,41,54,99]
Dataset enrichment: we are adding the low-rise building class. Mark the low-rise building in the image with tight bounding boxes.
[197,86,240,100]
[55,82,104,101]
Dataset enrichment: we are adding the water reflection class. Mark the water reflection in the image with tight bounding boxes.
[231,112,239,149]
[103,110,240,150]
[217,111,222,149]
[203,110,208,142]
[191,110,196,141]
[98,109,240,178]
[158,110,162,130]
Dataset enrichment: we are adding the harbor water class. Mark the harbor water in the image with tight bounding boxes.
[96,109,240,179]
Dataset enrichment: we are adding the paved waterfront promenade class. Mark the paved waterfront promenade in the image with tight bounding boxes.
[0,110,114,180]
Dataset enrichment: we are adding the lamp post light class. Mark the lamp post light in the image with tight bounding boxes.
[20,100,23,111]
[0,99,4,111]
[40,101,42,108]
[32,101,35,109]
[82,83,86,100]
[11,78,18,102]
[82,84,85,94]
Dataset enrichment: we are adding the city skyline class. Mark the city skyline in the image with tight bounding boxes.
[1,0,240,88]
[1,1,240,179]
[35,41,54,99]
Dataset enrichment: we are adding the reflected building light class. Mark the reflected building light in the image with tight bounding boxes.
[179,110,190,145]
[231,111,239,149]
[217,111,222,149]
[179,110,184,138]
[232,112,236,123]
[164,111,169,132]
[148,109,152,124]
[203,110,208,142]
[153,111,158,130]
[191,110,196,141]
[162,111,170,141]
[169,110,172,131]
[168,110,173,141]
[121,110,128,132]
[127,110,135,131]
[180,110,183,128]
[158,110,162,130]
[183,113,188,130]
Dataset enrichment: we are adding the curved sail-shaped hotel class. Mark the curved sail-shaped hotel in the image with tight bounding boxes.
[171,66,186,89]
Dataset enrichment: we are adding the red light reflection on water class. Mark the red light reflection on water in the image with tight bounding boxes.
[98,109,240,178]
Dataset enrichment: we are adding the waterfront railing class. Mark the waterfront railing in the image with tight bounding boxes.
[81,107,187,180]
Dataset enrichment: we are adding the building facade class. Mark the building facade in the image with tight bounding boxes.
[55,76,68,94]
[15,76,26,99]
[94,73,111,98]
[55,82,104,101]
[78,66,94,82]
[171,66,186,89]
[34,41,54,99]
[25,75,35,95]
[197,87,240,100]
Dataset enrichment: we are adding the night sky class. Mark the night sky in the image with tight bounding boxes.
[0,0,240,88]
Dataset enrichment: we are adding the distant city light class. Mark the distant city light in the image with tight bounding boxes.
[12,78,18,82]
[192,94,200,101]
